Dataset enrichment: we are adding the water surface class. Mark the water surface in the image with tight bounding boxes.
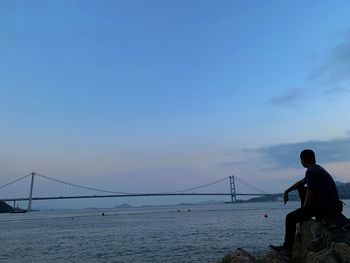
[1,201,349,263]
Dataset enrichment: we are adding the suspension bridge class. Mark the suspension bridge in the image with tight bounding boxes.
[0,172,281,211]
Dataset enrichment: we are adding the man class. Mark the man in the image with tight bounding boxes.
[271,149,342,257]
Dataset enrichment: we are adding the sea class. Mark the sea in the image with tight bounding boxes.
[1,201,349,263]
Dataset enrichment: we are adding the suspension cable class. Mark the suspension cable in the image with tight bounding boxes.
[0,173,32,190]
[234,176,269,194]
[163,176,230,193]
[35,173,230,195]
[34,173,137,195]
[1,172,269,197]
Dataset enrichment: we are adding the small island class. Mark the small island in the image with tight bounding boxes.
[0,201,27,213]
[0,201,14,213]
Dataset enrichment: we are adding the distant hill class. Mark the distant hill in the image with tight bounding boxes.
[336,182,350,199]
[246,195,280,203]
[0,201,13,213]
[246,181,350,203]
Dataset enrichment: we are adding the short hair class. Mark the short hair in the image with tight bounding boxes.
[300,149,316,164]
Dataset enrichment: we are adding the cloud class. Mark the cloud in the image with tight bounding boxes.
[219,148,266,168]
[269,30,350,106]
[220,136,350,171]
[268,87,305,107]
[311,32,350,94]
[258,137,350,169]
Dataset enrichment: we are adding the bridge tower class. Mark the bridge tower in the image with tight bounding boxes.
[27,172,35,212]
[229,175,236,203]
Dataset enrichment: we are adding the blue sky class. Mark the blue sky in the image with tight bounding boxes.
[1,1,350,207]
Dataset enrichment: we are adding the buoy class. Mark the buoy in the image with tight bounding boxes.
[102,213,105,216]
[264,214,268,218]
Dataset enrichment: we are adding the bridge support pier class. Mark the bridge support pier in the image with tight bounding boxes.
[27,172,35,212]
[229,175,236,203]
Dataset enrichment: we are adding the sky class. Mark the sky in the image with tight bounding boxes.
[1,1,350,208]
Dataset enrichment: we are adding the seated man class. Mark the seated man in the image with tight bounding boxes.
[271,149,343,257]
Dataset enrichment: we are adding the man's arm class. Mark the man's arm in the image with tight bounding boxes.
[283,179,305,204]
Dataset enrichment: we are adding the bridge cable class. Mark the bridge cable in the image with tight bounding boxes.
[234,176,270,195]
[0,173,32,190]
[35,173,230,195]
[34,173,137,195]
[162,176,230,194]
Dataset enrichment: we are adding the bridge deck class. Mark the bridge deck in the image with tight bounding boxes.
[0,193,282,202]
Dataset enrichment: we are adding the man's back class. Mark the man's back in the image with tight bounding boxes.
[305,164,340,213]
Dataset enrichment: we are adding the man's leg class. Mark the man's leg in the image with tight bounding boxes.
[284,207,311,251]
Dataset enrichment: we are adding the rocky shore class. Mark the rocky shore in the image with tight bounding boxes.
[214,216,350,263]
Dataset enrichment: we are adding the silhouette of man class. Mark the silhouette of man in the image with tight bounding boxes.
[272,149,342,257]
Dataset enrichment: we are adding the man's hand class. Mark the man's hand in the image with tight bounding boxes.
[283,191,289,204]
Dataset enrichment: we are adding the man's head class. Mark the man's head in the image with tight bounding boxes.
[300,149,316,167]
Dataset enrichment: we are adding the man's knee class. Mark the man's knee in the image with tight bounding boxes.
[286,208,308,223]
[286,210,298,224]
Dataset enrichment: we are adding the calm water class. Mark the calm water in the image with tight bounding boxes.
[1,201,349,263]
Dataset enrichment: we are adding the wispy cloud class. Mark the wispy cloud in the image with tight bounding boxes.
[220,137,350,170]
[258,137,350,169]
[268,87,305,107]
[311,31,350,94]
[269,30,350,106]
[219,148,266,167]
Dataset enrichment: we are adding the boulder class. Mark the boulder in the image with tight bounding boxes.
[333,242,350,263]
[216,215,350,263]
[291,220,330,262]
[266,249,289,263]
[290,217,350,263]
[305,249,338,263]
[213,248,257,263]
[229,248,257,263]
[305,242,350,263]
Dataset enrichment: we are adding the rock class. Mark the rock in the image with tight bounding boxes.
[290,218,350,263]
[265,249,289,263]
[291,220,330,262]
[305,242,350,263]
[305,249,338,263]
[266,251,287,263]
[216,215,350,263]
[229,248,257,263]
[214,248,257,263]
[230,248,257,263]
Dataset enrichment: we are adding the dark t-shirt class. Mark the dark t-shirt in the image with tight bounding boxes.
[304,164,340,213]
